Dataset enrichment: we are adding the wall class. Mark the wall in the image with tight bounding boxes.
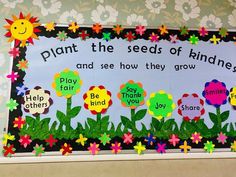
[0,0,235,176]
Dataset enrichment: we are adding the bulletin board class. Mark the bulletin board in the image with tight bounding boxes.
[3,12,236,158]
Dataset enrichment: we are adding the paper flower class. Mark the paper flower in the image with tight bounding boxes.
[13,116,25,129]
[56,31,68,41]
[92,23,102,34]
[149,32,159,42]
[52,69,82,98]
[8,47,20,58]
[168,134,180,147]
[210,35,220,45]
[198,27,208,37]
[179,26,189,36]
[135,25,146,36]
[2,133,15,145]
[189,34,199,45]
[159,25,168,35]
[6,98,18,111]
[190,132,202,144]
[44,22,56,31]
[60,143,72,156]
[229,87,236,109]
[117,80,146,109]
[75,134,87,146]
[79,30,89,40]
[231,141,236,152]
[83,85,112,115]
[217,132,227,144]
[22,86,53,116]
[111,142,122,154]
[16,84,28,96]
[177,93,205,122]
[2,144,15,157]
[19,134,32,148]
[6,71,19,83]
[134,141,146,155]
[45,134,58,148]
[16,59,28,71]
[4,12,40,47]
[156,143,166,154]
[122,132,134,145]
[33,144,45,156]
[102,32,111,41]
[202,79,229,108]
[88,142,100,155]
[113,24,124,35]
[144,133,156,146]
[169,34,178,43]
[99,133,111,145]
[68,22,79,33]
[204,141,215,153]
[146,90,175,120]
[179,141,191,153]
[219,28,228,38]
[125,31,136,42]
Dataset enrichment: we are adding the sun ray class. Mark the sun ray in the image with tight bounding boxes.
[12,15,18,21]
[25,13,31,20]
[31,33,39,40]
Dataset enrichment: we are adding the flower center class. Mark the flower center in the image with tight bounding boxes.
[152,2,161,8]
[182,2,191,14]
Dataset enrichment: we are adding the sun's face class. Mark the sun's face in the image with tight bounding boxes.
[10,19,34,41]
[4,12,41,47]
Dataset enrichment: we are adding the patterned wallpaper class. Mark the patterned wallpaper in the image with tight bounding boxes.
[0,0,235,144]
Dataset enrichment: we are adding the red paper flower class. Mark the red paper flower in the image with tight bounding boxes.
[13,116,25,129]
[60,143,72,156]
[125,31,136,42]
[45,134,58,148]
[19,134,32,148]
[2,144,15,157]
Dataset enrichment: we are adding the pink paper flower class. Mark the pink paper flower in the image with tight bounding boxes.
[202,79,229,108]
[19,135,32,148]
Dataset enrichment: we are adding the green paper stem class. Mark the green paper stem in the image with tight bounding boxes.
[97,113,102,130]
[131,109,135,120]
[65,97,72,131]
[35,114,40,123]
[216,107,221,131]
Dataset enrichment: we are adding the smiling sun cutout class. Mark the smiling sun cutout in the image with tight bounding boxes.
[4,12,41,47]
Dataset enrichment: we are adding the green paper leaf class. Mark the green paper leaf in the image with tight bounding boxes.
[115,123,123,137]
[133,109,147,121]
[121,116,132,129]
[68,106,81,118]
[209,112,218,124]
[56,110,67,125]
[87,118,97,129]
[220,111,229,122]
[150,117,160,131]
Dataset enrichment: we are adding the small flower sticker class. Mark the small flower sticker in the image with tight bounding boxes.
[146,90,175,120]
[52,69,82,98]
[83,85,112,115]
[177,93,205,122]
[22,86,53,116]
[202,79,229,108]
[117,80,146,109]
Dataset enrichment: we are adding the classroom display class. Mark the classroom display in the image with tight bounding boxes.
[3,12,236,157]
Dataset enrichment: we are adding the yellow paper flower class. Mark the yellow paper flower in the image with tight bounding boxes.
[83,86,112,114]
